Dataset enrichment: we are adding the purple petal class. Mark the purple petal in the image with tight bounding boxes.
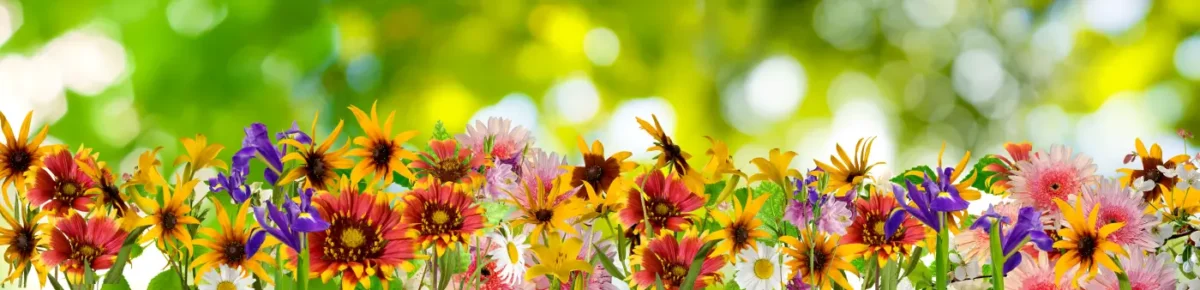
[905,180,932,213]
[245,230,267,256]
[1027,230,1054,251]
[884,210,908,239]
[255,206,297,250]
[299,188,314,211]
[294,210,330,232]
[1002,253,1023,274]
[264,170,280,186]
[265,201,293,232]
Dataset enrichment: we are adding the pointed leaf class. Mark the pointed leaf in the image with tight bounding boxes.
[594,245,627,281]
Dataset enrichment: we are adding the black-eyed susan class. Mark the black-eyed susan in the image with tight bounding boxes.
[0,111,57,200]
[1052,198,1127,286]
[780,230,866,290]
[348,102,419,185]
[569,136,635,198]
[75,147,130,219]
[1119,138,1189,204]
[191,200,275,284]
[708,193,769,262]
[814,137,884,196]
[136,177,202,252]
[0,204,50,286]
[279,113,354,191]
[636,114,691,175]
[402,183,484,256]
[509,175,589,241]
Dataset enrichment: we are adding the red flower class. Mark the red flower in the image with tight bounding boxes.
[41,215,127,283]
[630,231,724,290]
[840,194,925,266]
[28,150,95,216]
[402,183,485,255]
[410,139,485,186]
[308,191,419,289]
[619,171,704,235]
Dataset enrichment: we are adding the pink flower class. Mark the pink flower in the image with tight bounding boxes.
[954,203,1022,262]
[456,117,533,163]
[485,161,521,199]
[1082,178,1157,250]
[1005,252,1076,290]
[817,199,852,235]
[1086,250,1175,290]
[1010,145,1096,213]
[520,148,566,193]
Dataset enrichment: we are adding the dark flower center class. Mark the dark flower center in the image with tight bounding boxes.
[71,244,101,264]
[732,224,750,246]
[102,183,128,216]
[161,211,178,231]
[645,199,680,233]
[1050,183,1061,191]
[432,159,468,183]
[56,181,84,201]
[1077,235,1097,259]
[7,149,31,173]
[585,165,604,187]
[371,142,393,167]
[662,263,689,287]
[863,219,892,245]
[323,216,385,262]
[480,267,491,277]
[810,248,829,274]
[534,209,554,223]
[418,203,464,237]
[224,241,246,263]
[13,230,32,253]
[305,152,328,182]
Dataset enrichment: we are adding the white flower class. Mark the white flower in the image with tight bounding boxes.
[487,226,531,285]
[1150,221,1173,245]
[198,265,253,290]
[1132,177,1156,193]
[735,242,785,290]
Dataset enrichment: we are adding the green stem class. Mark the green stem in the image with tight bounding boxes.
[988,220,1005,290]
[1115,257,1132,290]
[274,246,285,288]
[936,213,949,290]
[297,233,309,290]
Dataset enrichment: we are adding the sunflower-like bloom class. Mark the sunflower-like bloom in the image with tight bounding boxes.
[708,193,769,262]
[41,214,127,284]
[619,171,704,236]
[136,177,202,252]
[402,183,484,256]
[780,231,866,290]
[509,175,589,241]
[1081,178,1157,250]
[1052,198,1127,286]
[749,148,802,191]
[0,111,57,200]
[569,137,635,198]
[630,231,725,290]
[27,150,95,217]
[814,137,884,196]
[192,200,275,284]
[411,139,485,187]
[841,193,925,267]
[636,115,704,193]
[525,232,592,282]
[348,102,419,185]
[0,205,50,286]
[312,190,419,290]
[173,134,227,176]
[75,147,130,218]
[1119,139,1189,204]
[279,114,353,190]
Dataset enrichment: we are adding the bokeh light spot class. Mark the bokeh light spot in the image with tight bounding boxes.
[745,55,806,122]
[606,97,675,162]
[583,27,619,66]
[547,74,600,124]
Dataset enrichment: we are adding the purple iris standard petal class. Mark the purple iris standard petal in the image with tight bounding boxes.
[1027,230,1054,251]
[969,206,999,231]
[255,206,298,250]
[884,209,908,239]
[232,146,256,175]
[294,210,330,232]
[905,180,932,214]
[299,188,314,211]
[245,230,267,256]
[264,170,280,186]
[277,121,312,145]
[265,201,293,233]
[1002,253,1023,274]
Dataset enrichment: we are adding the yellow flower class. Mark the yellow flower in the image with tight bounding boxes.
[1052,198,1127,286]
[348,102,419,186]
[814,137,883,196]
[780,230,866,290]
[699,136,743,184]
[173,134,227,175]
[1157,184,1200,223]
[636,114,705,194]
[126,147,168,190]
[708,193,770,262]
[191,199,277,284]
[509,175,590,241]
[524,232,592,282]
[136,176,202,252]
[749,148,802,191]
[580,177,629,216]
[569,136,636,195]
[1118,138,1189,204]
[0,111,59,201]
[279,113,354,190]
[0,204,51,286]
[75,146,131,220]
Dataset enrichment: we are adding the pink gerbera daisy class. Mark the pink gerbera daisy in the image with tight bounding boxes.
[1010,145,1096,213]
[519,148,566,193]
[1082,177,1157,250]
[1005,252,1076,290]
[456,117,533,163]
[954,203,1022,262]
[1086,250,1175,290]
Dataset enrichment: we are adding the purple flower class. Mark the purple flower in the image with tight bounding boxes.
[254,188,329,251]
[969,205,1054,274]
[786,171,857,234]
[885,167,969,236]
[484,160,520,199]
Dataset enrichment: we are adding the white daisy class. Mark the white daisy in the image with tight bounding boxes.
[487,226,531,285]
[735,242,784,290]
[198,265,253,290]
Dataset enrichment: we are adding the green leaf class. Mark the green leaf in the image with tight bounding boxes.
[594,245,627,281]
[308,278,340,290]
[964,156,1005,194]
[100,277,131,290]
[704,181,726,206]
[753,182,791,237]
[104,226,147,284]
[480,201,514,227]
[147,270,182,289]
[431,120,452,141]
[890,166,936,186]
[902,247,926,278]
[679,239,719,290]
[722,280,740,290]
[880,259,900,290]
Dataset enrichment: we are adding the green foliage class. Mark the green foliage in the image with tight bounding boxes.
[964,156,1005,194]
[431,121,453,141]
[100,277,131,290]
[595,244,628,281]
[147,270,182,289]
[704,180,726,206]
[753,182,793,237]
[480,201,514,227]
[890,166,936,186]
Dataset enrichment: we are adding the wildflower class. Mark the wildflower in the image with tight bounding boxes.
[1010,145,1096,213]
[814,137,884,196]
[136,178,202,252]
[629,231,724,289]
[41,215,127,284]
[253,188,330,252]
[310,190,418,289]
[780,230,866,290]
[402,183,485,256]
[1118,139,1188,204]
[348,102,419,185]
[619,171,704,236]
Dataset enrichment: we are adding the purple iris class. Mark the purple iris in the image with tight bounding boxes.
[885,167,969,236]
[208,146,255,203]
[784,169,856,231]
[969,206,1054,274]
[208,122,310,203]
[253,188,329,251]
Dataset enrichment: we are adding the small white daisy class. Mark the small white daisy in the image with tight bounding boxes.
[487,226,531,285]
[735,242,784,290]
[198,265,253,290]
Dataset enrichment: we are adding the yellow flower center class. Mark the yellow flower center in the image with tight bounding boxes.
[670,265,688,277]
[432,210,450,224]
[62,183,78,196]
[873,221,885,236]
[506,242,520,264]
[217,281,237,290]
[340,228,366,248]
[654,203,670,215]
[753,258,774,279]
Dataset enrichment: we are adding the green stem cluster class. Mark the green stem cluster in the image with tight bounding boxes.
[935,213,949,290]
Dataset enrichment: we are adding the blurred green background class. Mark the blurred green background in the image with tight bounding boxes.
[4,0,1200,195]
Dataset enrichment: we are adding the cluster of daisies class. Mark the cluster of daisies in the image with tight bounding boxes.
[0,103,1198,290]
